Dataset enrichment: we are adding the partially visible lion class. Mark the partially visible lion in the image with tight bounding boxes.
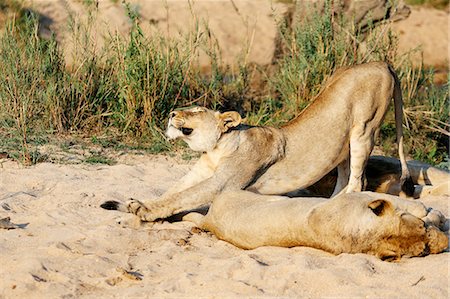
[182,191,448,260]
[298,156,450,198]
[365,156,449,198]
[102,62,416,222]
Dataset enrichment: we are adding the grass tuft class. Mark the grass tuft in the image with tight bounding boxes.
[0,0,448,168]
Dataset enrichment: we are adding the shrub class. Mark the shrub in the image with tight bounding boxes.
[0,0,447,167]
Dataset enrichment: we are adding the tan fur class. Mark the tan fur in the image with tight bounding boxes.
[182,191,448,260]
[366,156,449,198]
[106,62,416,221]
[298,156,450,198]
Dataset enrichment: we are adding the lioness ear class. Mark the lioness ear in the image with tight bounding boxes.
[368,199,394,217]
[216,111,242,132]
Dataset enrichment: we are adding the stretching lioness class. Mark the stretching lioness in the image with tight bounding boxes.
[102,62,414,221]
[182,191,448,260]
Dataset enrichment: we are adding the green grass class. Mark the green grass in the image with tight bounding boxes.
[247,1,449,167]
[0,0,448,168]
[84,155,116,165]
[0,7,249,162]
[250,1,402,125]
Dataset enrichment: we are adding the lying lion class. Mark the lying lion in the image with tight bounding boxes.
[182,191,448,260]
[299,156,450,198]
[102,62,416,221]
[365,156,449,198]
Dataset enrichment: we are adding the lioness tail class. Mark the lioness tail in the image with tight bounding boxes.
[389,64,414,197]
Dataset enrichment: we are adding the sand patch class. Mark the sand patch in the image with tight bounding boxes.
[0,154,448,298]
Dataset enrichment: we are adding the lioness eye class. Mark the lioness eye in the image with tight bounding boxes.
[181,127,193,135]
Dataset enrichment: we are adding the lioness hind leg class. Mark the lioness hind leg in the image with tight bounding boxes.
[331,158,350,197]
[416,182,450,198]
[346,128,374,193]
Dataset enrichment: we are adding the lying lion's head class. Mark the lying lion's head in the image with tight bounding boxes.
[166,107,241,152]
[309,193,448,260]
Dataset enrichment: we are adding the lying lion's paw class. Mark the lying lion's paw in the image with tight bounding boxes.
[141,210,160,222]
[403,201,428,219]
[426,226,449,254]
[422,208,446,230]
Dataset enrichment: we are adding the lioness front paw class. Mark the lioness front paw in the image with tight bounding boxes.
[125,199,161,222]
[126,198,147,215]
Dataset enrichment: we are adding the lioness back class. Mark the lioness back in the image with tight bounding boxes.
[249,62,405,195]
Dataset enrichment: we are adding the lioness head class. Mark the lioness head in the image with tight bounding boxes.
[166,106,242,152]
[309,193,448,260]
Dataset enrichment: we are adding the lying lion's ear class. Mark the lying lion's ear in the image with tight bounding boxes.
[216,111,242,132]
[368,199,394,216]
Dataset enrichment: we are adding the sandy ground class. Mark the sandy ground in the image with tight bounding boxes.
[390,6,449,69]
[388,5,449,84]
[31,0,287,67]
[0,154,449,298]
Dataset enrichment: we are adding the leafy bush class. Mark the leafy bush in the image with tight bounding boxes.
[0,8,251,159]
